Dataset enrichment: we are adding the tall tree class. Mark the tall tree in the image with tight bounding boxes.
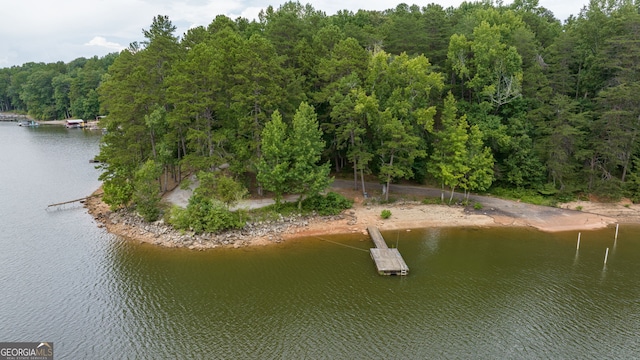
[257,110,290,205]
[98,15,179,208]
[382,4,427,56]
[327,75,374,192]
[232,33,286,188]
[430,93,470,203]
[166,26,241,173]
[97,48,147,208]
[470,20,524,108]
[288,102,332,208]
[462,124,494,199]
[537,94,586,190]
[137,15,180,162]
[375,109,425,201]
[593,83,640,184]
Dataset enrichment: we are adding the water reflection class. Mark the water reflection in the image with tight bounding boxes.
[3,123,640,358]
[99,226,640,358]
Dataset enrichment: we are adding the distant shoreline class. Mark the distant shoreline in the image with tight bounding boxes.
[0,113,100,127]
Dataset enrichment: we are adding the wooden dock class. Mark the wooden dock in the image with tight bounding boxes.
[367,227,409,276]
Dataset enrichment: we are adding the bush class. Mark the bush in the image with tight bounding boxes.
[490,187,556,206]
[381,209,392,219]
[195,171,248,208]
[166,205,191,229]
[132,159,162,222]
[167,195,247,234]
[473,202,483,210]
[179,178,192,190]
[591,178,623,202]
[302,192,353,215]
[421,197,441,205]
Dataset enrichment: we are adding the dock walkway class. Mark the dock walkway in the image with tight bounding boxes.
[367,227,409,276]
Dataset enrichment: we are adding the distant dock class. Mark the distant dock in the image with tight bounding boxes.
[367,227,409,276]
[0,114,29,122]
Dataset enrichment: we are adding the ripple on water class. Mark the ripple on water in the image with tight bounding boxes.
[2,132,640,360]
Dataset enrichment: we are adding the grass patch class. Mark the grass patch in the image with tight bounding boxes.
[378,196,397,204]
[490,187,557,207]
[421,197,442,205]
[245,192,352,223]
[380,209,392,219]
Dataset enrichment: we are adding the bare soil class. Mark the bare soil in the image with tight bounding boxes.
[85,181,640,248]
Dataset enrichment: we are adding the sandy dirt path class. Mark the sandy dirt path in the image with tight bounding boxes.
[87,179,639,248]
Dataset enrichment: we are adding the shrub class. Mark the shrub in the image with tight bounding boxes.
[592,178,623,202]
[166,205,190,229]
[474,202,483,210]
[381,209,392,219]
[132,159,162,222]
[167,195,247,233]
[302,192,353,215]
[102,179,133,210]
[195,171,248,208]
[490,187,556,206]
[179,178,192,190]
[379,196,397,204]
[421,197,441,205]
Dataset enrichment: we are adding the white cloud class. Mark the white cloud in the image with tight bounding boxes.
[84,37,126,51]
[0,56,9,68]
[239,6,265,21]
[0,0,590,67]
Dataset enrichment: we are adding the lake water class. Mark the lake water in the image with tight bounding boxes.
[1,121,639,359]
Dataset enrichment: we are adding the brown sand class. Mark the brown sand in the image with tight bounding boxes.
[85,186,639,248]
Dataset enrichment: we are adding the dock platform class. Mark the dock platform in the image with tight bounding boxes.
[367,227,409,276]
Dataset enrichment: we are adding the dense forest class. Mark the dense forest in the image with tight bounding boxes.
[3,0,640,224]
[0,55,117,120]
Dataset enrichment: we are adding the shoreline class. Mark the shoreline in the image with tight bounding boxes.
[84,186,639,250]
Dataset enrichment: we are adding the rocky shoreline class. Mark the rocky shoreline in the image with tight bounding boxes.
[86,192,349,249]
[86,183,640,250]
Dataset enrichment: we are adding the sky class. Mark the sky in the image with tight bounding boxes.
[0,0,589,68]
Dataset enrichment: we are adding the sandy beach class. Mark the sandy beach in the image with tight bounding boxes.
[84,182,640,249]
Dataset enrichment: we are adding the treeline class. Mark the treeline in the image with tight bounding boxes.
[0,55,117,120]
[5,0,640,220]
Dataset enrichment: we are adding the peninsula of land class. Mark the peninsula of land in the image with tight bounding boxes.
[85,179,640,249]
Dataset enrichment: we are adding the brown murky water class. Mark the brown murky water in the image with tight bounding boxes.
[1,122,639,359]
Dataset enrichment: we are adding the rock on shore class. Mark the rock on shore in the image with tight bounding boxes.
[86,192,343,249]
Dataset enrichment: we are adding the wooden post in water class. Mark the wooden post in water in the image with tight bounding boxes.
[615,224,619,241]
[577,233,581,250]
[46,193,101,209]
[604,247,610,265]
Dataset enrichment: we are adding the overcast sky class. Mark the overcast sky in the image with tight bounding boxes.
[0,0,589,68]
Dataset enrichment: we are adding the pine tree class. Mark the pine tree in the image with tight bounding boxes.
[288,102,332,208]
[256,110,290,205]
